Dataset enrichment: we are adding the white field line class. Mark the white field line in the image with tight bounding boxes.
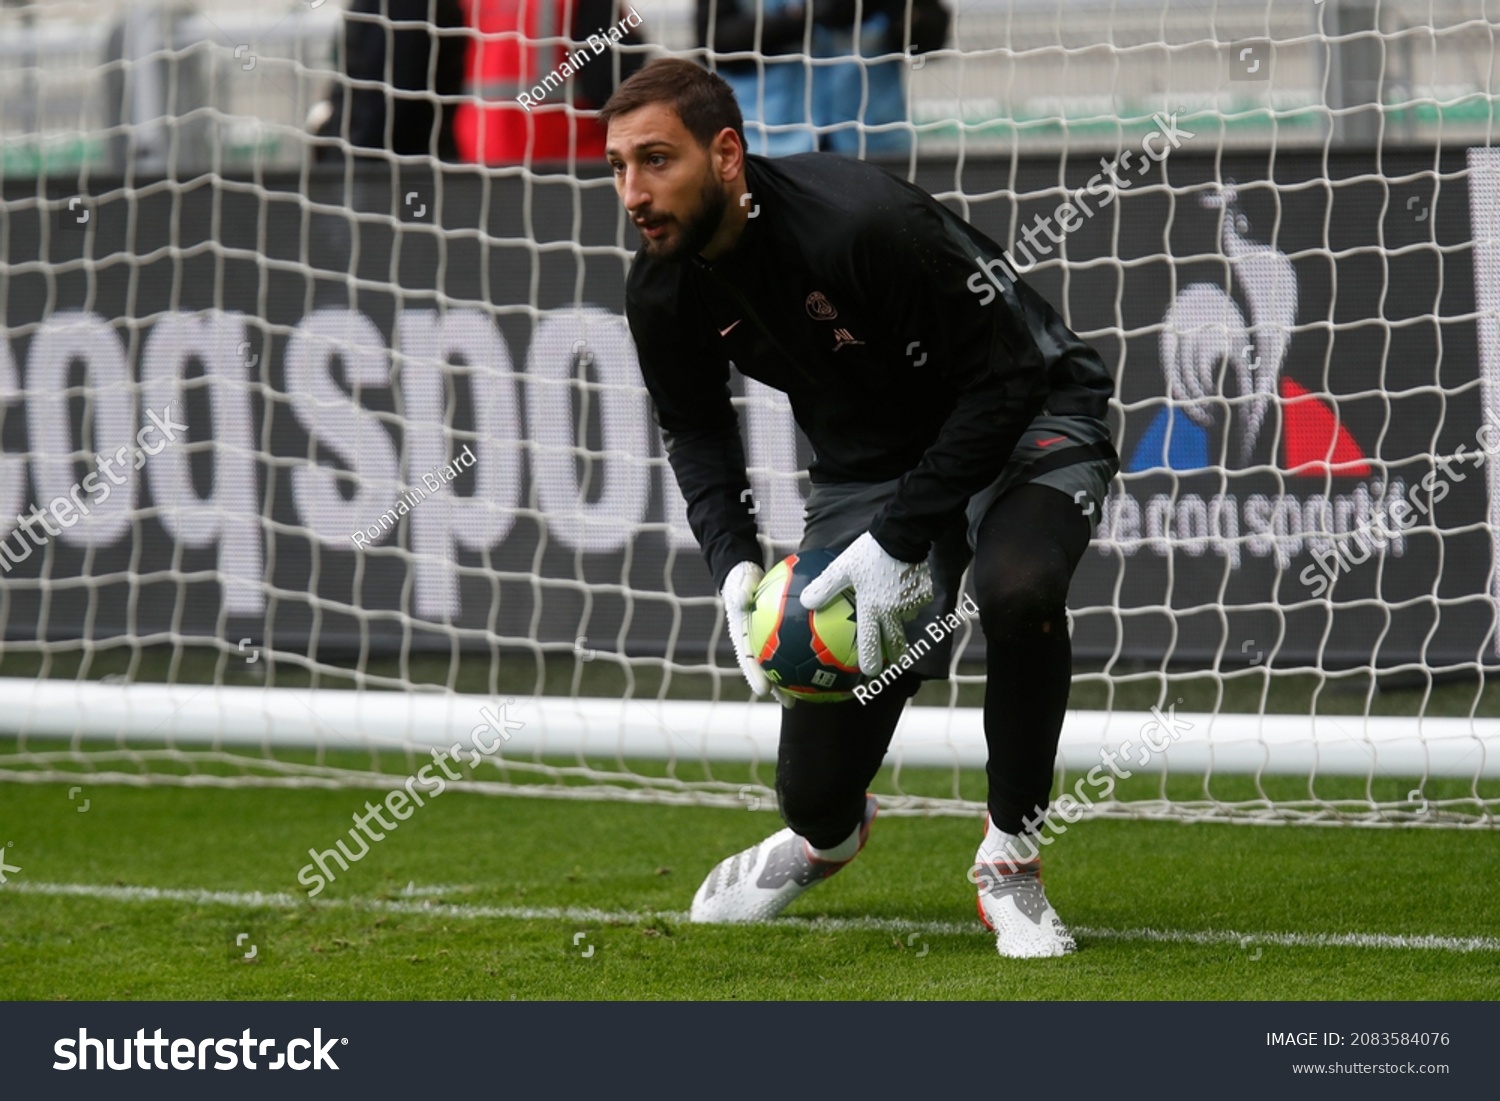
[6,880,1500,954]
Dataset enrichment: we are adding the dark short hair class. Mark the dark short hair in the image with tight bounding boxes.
[598,58,745,150]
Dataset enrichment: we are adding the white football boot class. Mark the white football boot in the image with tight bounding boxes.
[690,795,878,923]
[972,817,1077,958]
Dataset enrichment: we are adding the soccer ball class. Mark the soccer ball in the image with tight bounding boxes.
[747,549,862,702]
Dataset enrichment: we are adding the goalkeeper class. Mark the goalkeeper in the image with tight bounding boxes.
[602,59,1117,957]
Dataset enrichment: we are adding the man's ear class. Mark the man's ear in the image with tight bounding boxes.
[710,126,745,183]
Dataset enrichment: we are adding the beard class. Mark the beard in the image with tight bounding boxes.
[637,171,730,262]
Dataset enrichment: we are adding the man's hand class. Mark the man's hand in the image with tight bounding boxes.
[722,561,797,707]
[723,564,804,711]
[799,532,933,677]
[722,562,768,697]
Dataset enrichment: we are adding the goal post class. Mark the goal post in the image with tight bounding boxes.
[1,678,1494,824]
[0,0,1497,827]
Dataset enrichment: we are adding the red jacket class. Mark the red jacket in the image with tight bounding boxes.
[454,0,645,164]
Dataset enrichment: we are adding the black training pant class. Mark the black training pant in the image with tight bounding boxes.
[776,482,1093,847]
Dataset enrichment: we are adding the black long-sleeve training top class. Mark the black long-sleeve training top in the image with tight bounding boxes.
[625,152,1114,590]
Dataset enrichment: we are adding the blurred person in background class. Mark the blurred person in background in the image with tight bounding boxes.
[698,0,948,156]
[312,0,468,162]
[454,0,650,164]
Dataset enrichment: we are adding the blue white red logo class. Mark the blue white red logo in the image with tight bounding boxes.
[1126,195,1369,478]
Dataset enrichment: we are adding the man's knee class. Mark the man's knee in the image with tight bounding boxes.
[973,554,1071,631]
[771,667,911,847]
[970,483,1093,628]
[775,776,865,850]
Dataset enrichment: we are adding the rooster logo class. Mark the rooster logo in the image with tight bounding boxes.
[1127,188,1368,476]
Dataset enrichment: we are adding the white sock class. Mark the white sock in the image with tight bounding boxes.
[807,821,862,864]
[978,818,1042,866]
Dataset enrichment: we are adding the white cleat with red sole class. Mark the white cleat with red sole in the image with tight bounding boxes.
[971,813,1078,959]
[689,795,877,923]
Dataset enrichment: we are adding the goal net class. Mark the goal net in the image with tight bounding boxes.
[0,0,1497,828]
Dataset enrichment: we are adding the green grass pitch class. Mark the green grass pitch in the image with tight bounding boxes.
[2,775,1497,1001]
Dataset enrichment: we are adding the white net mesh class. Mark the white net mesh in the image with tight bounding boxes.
[0,0,1497,827]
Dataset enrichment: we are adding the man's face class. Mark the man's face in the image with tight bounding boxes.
[606,103,730,262]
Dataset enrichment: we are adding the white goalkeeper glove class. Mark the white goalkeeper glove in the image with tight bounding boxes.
[721,561,795,707]
[799,532,934,678]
